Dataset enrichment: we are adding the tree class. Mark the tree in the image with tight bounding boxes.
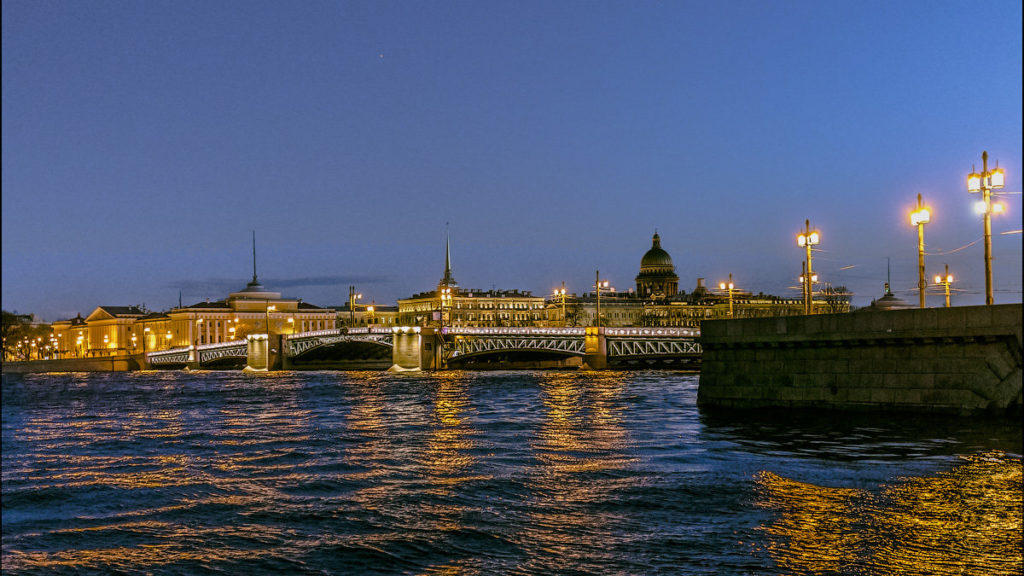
[2,310,50,361]
[564,302,585,327]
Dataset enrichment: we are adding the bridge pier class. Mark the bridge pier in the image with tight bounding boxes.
[245,334,282,371]
[391,327,444,371]
[280,336,293,370]
[582,327,609,370]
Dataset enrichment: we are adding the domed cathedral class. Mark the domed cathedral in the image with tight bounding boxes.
[635,232,679,300]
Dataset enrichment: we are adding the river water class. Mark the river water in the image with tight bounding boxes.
[2,370,1021,575]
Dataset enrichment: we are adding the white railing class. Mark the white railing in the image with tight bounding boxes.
[197,339,246,350]
[444,326,586,336]
[604,327,700,337]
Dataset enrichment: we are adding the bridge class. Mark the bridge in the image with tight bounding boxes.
[282,327,394,369]
[144,325,701,371]
[441,326,701,369]
[146,328,394,370]
[146,340,248,368]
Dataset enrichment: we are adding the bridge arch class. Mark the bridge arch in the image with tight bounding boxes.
[285,329,394,370]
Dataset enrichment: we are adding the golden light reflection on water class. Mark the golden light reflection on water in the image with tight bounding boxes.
[757,452,1023,575]
[423,372,480,484]
[516,372,634,573]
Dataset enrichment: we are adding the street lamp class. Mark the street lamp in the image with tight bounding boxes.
[719,273,735,318]
[195,317,204,349]
[798,261,818,313]
[265,303,276,334]
[934,264,954,309]
[796,220,820,315]
[553,282,567,326]
[131,334,137,355]
[967,151,1007,306]
[595,271,609,327]
[439,287,453,328]
[910,193,931,309]
[348,286,364,326]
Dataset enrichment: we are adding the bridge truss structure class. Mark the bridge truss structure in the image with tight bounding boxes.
[447,327,587,359]
[285,328,394,358]
[604,327,702,359]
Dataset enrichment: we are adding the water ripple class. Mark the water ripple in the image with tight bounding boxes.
[3,370,1021,575]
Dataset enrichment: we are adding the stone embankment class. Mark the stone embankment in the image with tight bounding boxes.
[2,354,143,374]
[697,304,1022,415]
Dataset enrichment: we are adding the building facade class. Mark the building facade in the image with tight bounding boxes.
[50,275,336,357]
[397,232,546,327]
[635,232,679,299]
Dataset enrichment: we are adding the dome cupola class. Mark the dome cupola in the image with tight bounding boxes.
[636,232,679,300]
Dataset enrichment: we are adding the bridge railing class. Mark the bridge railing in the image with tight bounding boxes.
[604,327,700,337]
[197,339,247,350]
[291,327,394,339]
[443,327,586,336]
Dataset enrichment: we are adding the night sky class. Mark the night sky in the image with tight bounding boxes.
[3,0,1021,321]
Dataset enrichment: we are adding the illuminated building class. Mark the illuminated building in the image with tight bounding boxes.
[635,232,679,300]
[397,231,546,327]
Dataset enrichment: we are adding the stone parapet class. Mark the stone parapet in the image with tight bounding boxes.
[2,354,144,374]
[697,304,1022,416]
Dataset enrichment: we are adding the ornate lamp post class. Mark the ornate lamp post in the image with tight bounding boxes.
[910,194,931,309]
[553,282,567,326]
[967,151,1006,305]
[798,262,818,313]
[265,303,276,334]
[195,318,204,348]
[595,271,609,327]
[348,286,363,326]
[934,264,954,309]
[439,287,453,328]
[796,220,820,315]
[719,273,735,318]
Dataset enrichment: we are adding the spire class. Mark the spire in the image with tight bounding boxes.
[252,230,258,283]
[245,231,265,291]
[885,257,891,295]
[652,231,661,249]
[439,223,457,288]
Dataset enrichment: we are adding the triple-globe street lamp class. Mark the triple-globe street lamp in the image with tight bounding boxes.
[910,194,931,309]
[439,287,453,328]
[796,220,820,315]
[348,286,364,327]
[934,264,954,309]
[553,282,567,326]
[967,151,1006,305]
[595,271,609,327]
[719,273,735,318]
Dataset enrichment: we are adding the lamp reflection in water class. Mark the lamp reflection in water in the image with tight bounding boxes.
[756,452,1022,575]
[518,372,632,574]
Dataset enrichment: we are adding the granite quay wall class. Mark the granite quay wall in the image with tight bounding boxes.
[2,354,144,374]
[697,304,1022,416]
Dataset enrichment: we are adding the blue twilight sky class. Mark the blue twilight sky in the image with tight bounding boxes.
[3,0,1022,321]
